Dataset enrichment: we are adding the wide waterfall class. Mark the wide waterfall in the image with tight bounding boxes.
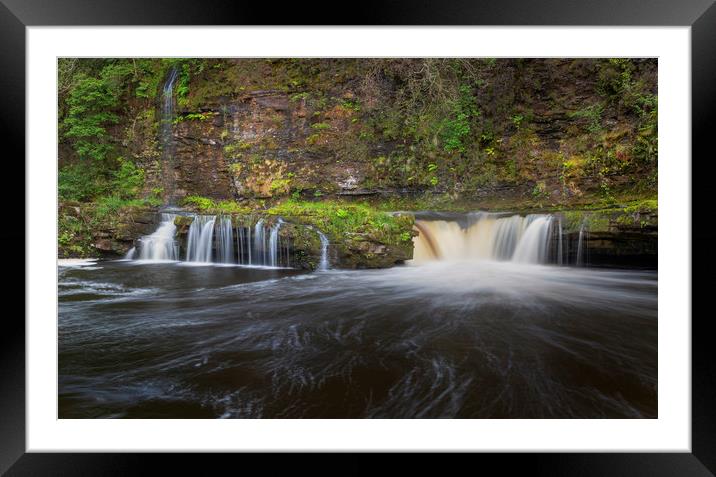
[411,212,582,266]
[127,213,296,268]
[133,213,179,261]
[160,67,179,204]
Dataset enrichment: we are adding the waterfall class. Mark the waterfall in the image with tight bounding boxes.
[317,231,330,271]
[512,216,553,264]
[161,67,179,204]
[576,223,587,266]
[186,215,217,263]
[268,219,283,267]
[412,213,560,265]
[124,213,297,269]
[135,213,179,261]
[237,225,245,264]
[231,218,289,267]
[235,223,254,265]
[557,218,564,266]
[253,219,266,266]
[216,217,235,264]
[491,215,525,260]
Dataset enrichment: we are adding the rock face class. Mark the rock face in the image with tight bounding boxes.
[77,58,656,208]
[556,206,657,268]
[336,235,414,269]
[58,203,159,258]
[167,87,369,202]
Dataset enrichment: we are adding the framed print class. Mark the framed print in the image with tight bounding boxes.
[4,0,714,473]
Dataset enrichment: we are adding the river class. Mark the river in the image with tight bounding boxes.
[59,257,657,418]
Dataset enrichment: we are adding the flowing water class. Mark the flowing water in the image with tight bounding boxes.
[216,216,234,264]
[317,230,330,271]
[186,215,217,263]
[160,67,179,204]
[59,211,657,418]
[136,213,179,261]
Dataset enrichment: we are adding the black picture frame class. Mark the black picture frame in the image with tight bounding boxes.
[3,0,713,473]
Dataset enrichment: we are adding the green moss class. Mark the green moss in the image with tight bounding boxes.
[270,178,292,195]
[173,112,215,124]
[267,199,414,246]
[180,195,251,214]
[94,195,158,219]
[224,140,252,159]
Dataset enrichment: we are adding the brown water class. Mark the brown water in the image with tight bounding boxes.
[58,258,657,418]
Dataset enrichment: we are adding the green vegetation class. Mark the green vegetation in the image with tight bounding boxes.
[181,195,251,214]
[173,112,215,124]
[61,61,131,162]
[440,85,477,153]
[561,198,657,233]
[267,199,413,245]
[58,213,94,257]
[569,103,604,134]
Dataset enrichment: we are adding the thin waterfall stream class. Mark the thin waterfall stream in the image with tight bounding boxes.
[160,67,179,204]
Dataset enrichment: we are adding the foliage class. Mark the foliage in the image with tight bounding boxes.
[440,84,479,153]
[58,163,109,201]
[531,181,549,200]
[181,195,214,210]
[569,103,604,133]
[62,62,132,162]
[180,195,250,214]
[94,195,151,219]
[58,213,94,257]
[269,178,292,195]
[112,158,145,199]
[224,141,252,158]
[267,199,413,245]
[173,112,214,124]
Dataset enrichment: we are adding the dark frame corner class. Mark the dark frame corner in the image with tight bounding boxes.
[4,0,714,473]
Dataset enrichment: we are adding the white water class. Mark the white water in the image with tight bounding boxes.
[161,67,179,203]
[216,217,234,264]
[412,213,561,265]
[253,219,266,266]
[268,219,283,267]
[576,223,587,266]
[557,218,564,266]
[317,231,330,271]
[136,213,179,261]
[186,215,217,263]
[512,216,553,264]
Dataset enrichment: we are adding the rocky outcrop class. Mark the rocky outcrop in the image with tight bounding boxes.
[557,205,657,268]
[98,58,657,208]
[58,202,159,258]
